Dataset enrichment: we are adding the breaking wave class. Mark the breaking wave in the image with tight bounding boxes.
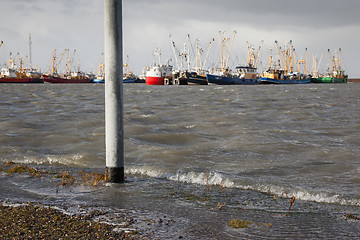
[126,166,360,207]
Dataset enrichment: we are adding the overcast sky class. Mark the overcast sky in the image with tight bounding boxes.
[1,0,360,77]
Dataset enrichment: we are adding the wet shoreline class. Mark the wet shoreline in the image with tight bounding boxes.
[1,163,360,239]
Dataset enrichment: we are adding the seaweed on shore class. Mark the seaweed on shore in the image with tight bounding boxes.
[0,161,108,188]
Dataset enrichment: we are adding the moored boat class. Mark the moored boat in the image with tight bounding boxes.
[91,53,105,83]
[206,33,261,85]
[0,46,43,83]
[313,49,347,83]
[185,71,208,85]
[43,49,93,84]
[260,40,311,84]
[315,74,347,83]
[1,67,43,84]
[145,64,173,85]
[206,71,260,85]
[260,69,311,84]
[43,74,92,84]
[145,49,173,85]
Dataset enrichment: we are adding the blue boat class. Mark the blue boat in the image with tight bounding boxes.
[260,70,311,84]
[91,78,105,83]
[260,77,311,84]
[206,74,259,85]
[206,66,260,85]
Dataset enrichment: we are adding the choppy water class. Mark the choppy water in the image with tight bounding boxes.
[1,83,360,239]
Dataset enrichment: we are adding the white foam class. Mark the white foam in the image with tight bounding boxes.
[20,154,89,167]
[238,183,360,206]
[125,166,167,178]
[106,166,360,207]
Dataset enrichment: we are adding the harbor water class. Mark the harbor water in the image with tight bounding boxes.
[1,83,360,239]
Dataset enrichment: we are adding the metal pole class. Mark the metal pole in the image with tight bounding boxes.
[104,0,124,183]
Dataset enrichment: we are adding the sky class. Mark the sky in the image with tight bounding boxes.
[1,0,360,77]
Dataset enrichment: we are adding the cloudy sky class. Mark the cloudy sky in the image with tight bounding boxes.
[1,0,360,77]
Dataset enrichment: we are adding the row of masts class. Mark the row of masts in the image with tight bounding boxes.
[266,40,344,78]
[1,33,345,79]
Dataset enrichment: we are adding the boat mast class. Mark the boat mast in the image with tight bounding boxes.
[268,47,273,70]
[51,49,56,74]
[305,48,308,75]
[98,53,104,78]
[225,30,236,70]
[255,40,263,68]
[186,34,190,71]
[169,34,180,70]
[54,49,67,75]
[69,50,76,73]
[195,38,202,73]
[317,52,324,77]
[327,49,331,75]
[201,38,214,72]
[28,33,32,68]
[289,40,293,72]
[275,41,284,72]
[64,49,71,75]
[219,31,223,71]
[336,48,342,72]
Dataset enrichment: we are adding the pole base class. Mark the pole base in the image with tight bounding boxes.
[106,167,125,183]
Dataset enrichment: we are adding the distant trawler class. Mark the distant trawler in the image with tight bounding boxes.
[145,48,173,85]
[312,49,348,83]
[42,49,93,84]
[260,40,311,84]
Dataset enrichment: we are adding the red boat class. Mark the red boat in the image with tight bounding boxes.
[42,74,92,84]
[145,48,173,85]
[0,77,43,83]
[0,67,43,83]
[145,65,173,85]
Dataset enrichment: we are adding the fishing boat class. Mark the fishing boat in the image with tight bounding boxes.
[145,64,173,85]
[169,34,212,85]
[145,49,172,85]
[260,40,311,84]
[43,73,92,84]
[123,55,142,83]
[260,69,311,84]
[0,52,43,83]
[313,49,347,83]
[0,67,43,83]
[43,49,92,84]
[207,35,261,85]
[206,70,260,85]
[91,53,105,83]
[185,71,208,85]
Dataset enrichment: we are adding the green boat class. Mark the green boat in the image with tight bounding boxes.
[314,48,347,83]
[315,70,348,83]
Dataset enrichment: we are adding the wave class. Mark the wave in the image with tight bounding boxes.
[125,166,360,207]
[12,154,103,168]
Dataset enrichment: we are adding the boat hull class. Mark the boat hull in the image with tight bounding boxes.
[186,72,208,85]
[260,78,311,84]
[0,78,43,83]
[145,76,164,85]
[313,76,347,83]
[91,78,105,83]
[206,74,259,85]
[43,75,92,83]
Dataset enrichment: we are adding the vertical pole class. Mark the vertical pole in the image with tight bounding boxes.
[104,0,124,183]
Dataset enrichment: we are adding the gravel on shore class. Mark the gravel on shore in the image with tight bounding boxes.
[0,203,140,239]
